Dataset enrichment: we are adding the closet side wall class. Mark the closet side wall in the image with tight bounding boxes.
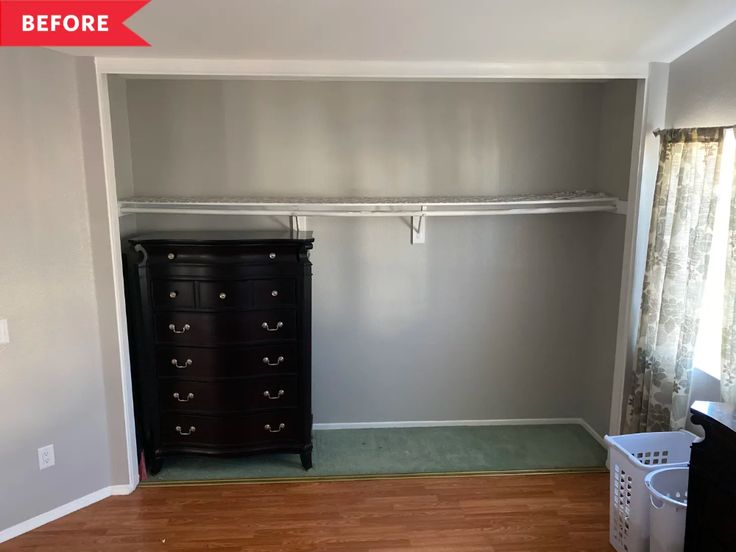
[582,80,637,435]
[108,75,137,237]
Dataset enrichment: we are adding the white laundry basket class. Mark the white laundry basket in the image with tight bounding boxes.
[644,467,688,552]
[604,430,698,552]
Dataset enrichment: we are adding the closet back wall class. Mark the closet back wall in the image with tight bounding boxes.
[121,80,635,434]
[126,80,604,197]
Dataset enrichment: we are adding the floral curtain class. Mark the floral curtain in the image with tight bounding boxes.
[722,149,736,404]
[625,128,725,433]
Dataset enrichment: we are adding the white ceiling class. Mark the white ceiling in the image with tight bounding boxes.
[55,0,736,66]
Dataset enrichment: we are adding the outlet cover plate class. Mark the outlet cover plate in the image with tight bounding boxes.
[38,444,55,470]
[0,319,8,344]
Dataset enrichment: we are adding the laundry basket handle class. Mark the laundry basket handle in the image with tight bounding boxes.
[645,473,674,510]
[649,494,665,509]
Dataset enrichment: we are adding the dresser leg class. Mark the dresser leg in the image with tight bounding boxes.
[148,457,163,475]
[300,448,313,470]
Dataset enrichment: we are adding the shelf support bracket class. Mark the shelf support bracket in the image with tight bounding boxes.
[615,200,628,215]
[290,215,307,233]
[411,207,426,244]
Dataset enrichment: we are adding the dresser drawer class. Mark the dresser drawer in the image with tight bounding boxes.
[198,281,249,309]
[160,412,301,447]
[149,262,304,280]
[155,311,297,345]
[159,376,298,413]
[146,244,299,266]
[253,279,297,308]
[156,344,299,378]
[152,280,195,309]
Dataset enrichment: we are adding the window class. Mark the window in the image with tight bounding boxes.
[693,128,736,379]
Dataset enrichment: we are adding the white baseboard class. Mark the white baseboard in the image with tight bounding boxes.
[0,483,134,544]
[315,417,607,447]
[109,483,136,496]
[576,418,607,447]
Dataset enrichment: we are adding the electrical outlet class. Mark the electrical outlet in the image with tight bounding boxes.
[0,319,8,344]
[38,444,55,470]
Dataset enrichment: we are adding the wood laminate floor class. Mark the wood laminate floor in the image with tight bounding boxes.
[3,473,612,551]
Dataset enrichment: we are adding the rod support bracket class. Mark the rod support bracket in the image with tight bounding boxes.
[290,215,307,233]
[411,207,427,244]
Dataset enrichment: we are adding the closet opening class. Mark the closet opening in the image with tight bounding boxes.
[99,71,643,484]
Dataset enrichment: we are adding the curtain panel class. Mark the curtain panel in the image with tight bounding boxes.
[722,145,736,404]
[626,127,724,433]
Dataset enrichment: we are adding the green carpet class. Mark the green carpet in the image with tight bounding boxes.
[144,424,607,484]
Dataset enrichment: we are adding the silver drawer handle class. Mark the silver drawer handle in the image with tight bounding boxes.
[262,356,285,366]
[268,252,277,260]
[271,290,279,297]
[170,358,193,369]
[261,321,283,332]
[264,423,285,433]
[167,252,176,260]
[169,323,191,334]
[169,291,178,299]
[173,392,194,402]
[263,389,285,400]
[175,425,196,436]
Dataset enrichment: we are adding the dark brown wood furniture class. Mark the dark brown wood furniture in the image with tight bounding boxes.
[124,231,314,473]
[685,400,736,551]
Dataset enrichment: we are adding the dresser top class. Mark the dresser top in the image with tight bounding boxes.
[691,400,736,433]
[128,231,314,245]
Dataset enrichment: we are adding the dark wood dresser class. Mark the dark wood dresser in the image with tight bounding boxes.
[123,231,314,473]
[684,400,736,551]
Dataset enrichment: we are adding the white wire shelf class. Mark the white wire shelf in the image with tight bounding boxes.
[118,191,626,217]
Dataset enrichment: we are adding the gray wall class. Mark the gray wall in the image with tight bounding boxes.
[136,213,604,423]
[124,79,637,435]
[0,49,112,532]
[109,76,138,238]
[667,20,736,128]
[665,19,736,405]
[583,81,637,434]
[126,80,608,198]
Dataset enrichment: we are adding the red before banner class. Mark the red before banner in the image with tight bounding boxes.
[0,0,150,46]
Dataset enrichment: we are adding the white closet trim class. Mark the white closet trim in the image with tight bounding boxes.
[94,58,645,495]
[96,57,648,80]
